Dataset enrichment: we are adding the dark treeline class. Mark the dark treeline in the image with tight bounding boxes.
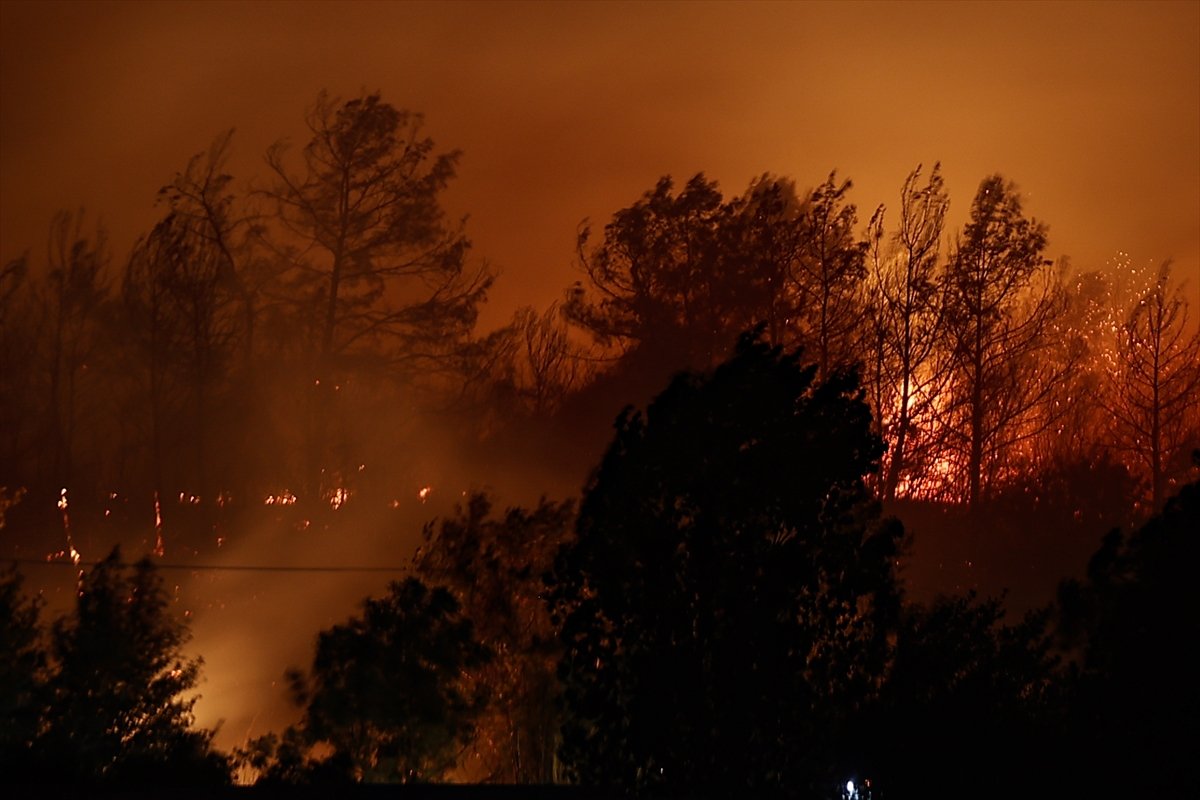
[2,91,1199,794]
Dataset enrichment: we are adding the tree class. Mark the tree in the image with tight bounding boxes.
[792,172,870,380]
[864,164,950,500]
[941,176,1066,507]
[1054,455,1200,795]
[509,304,593,417]
[159,129,260,363]
[286,576,490,783]
[1103,262,1200,511]
[123,212,238,500]
[39,209,111,489]
[416,493,574,782]
[0,256,40,486]
[547,332,902,796]
[38,549,229,785]
[264,91,492,490]
[865,593,1059,796]
[714,175,809,349]
[567,173,729,371]
[0,565,46,777]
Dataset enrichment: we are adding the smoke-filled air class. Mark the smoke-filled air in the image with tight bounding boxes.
[1,1,1197,797]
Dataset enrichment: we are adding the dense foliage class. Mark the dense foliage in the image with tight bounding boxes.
[548,333,902,795]
[1,551,230,786]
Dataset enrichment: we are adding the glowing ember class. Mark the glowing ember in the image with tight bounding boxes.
[327,487,351,510]
[264,491,298,506]
[54,488,83,575]
[418,485,433,503]
[153,491,165,557]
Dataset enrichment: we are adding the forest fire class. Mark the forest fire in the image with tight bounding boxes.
[0,0,1195,795]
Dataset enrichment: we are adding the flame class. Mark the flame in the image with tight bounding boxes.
[418,485,433,503]
[153,491,165,557]
[264,491,298,506]
[327,486,351,510]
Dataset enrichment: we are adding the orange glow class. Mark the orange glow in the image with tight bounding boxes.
[327,487,352,511]
[153,491,165,558]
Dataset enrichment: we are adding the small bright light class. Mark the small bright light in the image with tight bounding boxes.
[846,780,855,798]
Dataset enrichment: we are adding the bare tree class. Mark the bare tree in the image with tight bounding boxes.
[864,164,950,500]
[512,304,593,416]
[1104,262,1200,510]
[792,172,869,380]
[123,213,237,498]
[0,256,40,485]
[159,130,262,364]
[41,210,110,488]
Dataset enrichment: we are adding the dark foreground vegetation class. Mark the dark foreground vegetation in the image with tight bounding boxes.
[4,336,1198,797]
[2,90,1198,797]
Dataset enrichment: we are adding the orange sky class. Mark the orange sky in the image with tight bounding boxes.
[2,0,1198,326]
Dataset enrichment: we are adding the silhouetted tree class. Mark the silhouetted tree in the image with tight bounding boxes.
[714,175,809,348]
[568,172,866,378]
[38,549,229,785]
[1055,456,1200,795]
[39,209,111,489]
[286,576,490,783]
[159,129,260,363]
[941,176,1065,507]
[266,91,489,369]
[864,164,950,500]
[264,91,492,491]
[123,220,180,496]
[509,304,593,417]
[792,172,870,380]
[416,493,574,782]
[567,173,730,371]
[0,256,39,486]
[1103,262,1200,511]
[123,213,238,501]
[865,593,1059,797]
[548,332,902,796]
[0,565,46,777]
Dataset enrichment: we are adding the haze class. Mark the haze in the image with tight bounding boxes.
[2,0,1197,326]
